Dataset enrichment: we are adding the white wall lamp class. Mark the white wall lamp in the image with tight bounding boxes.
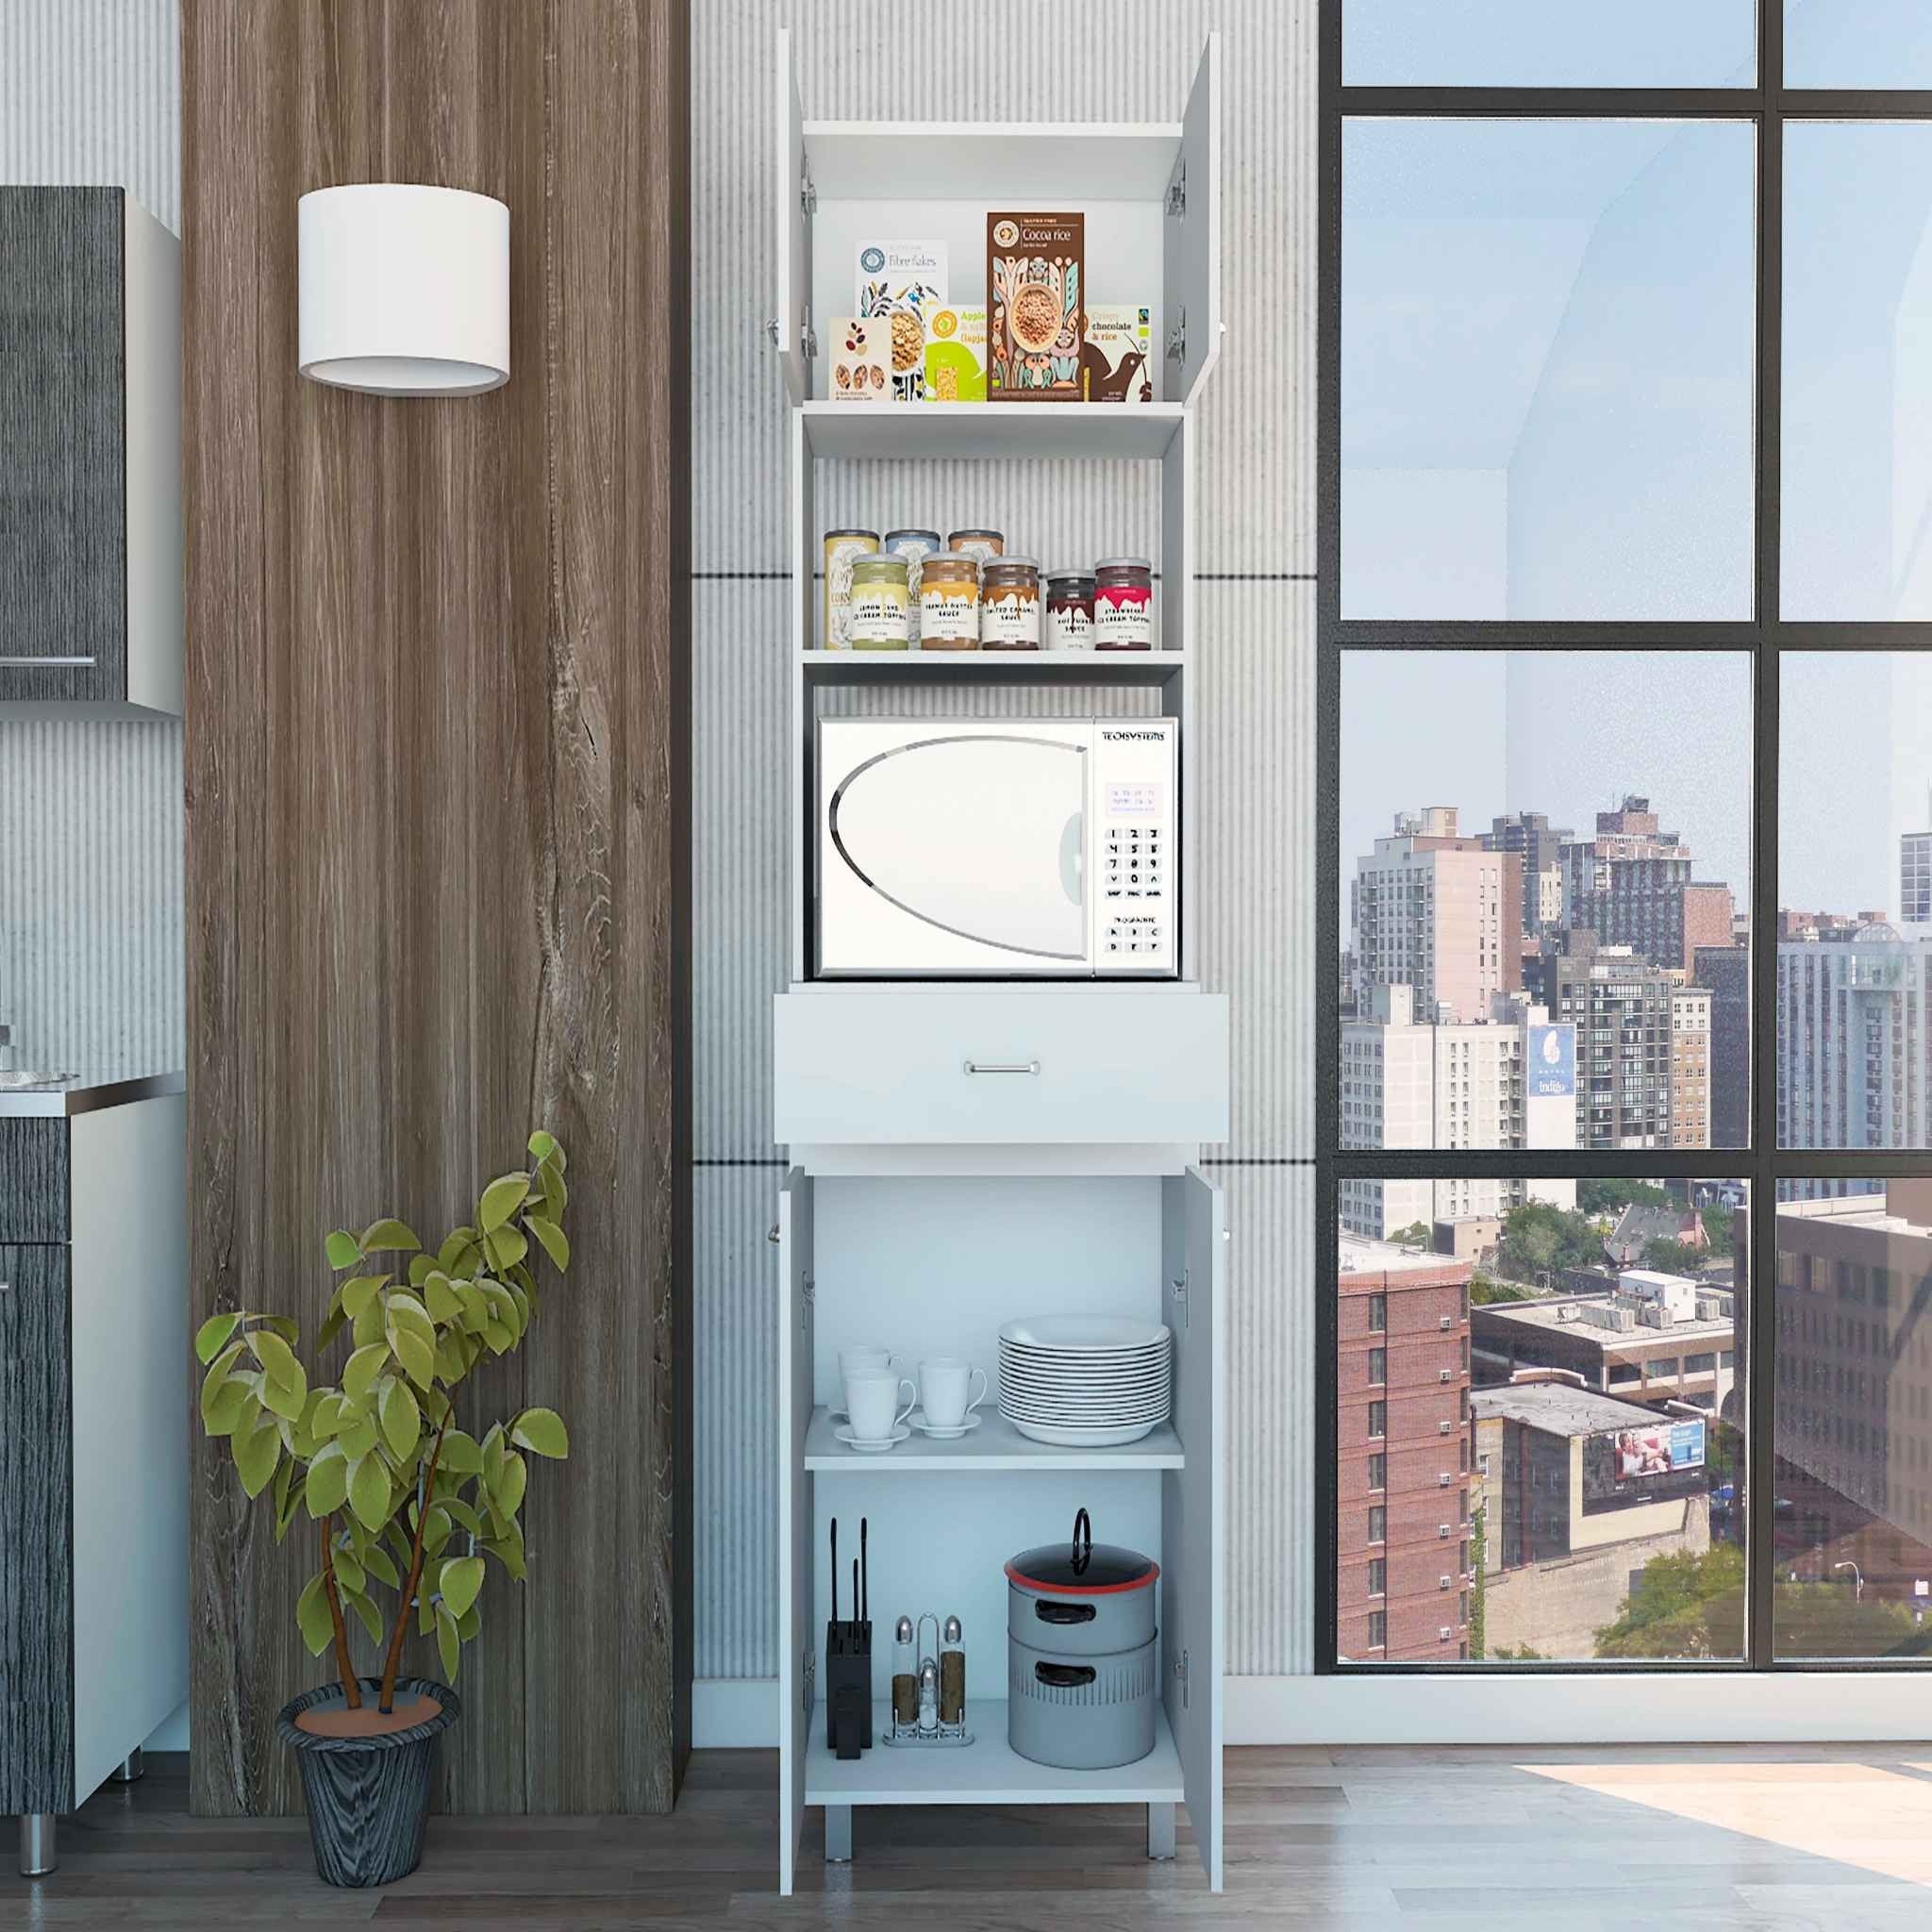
[297,184,509,396]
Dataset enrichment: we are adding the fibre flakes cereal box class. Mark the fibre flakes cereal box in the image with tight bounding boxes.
[856,242,948,402]
[988,212,1085,402]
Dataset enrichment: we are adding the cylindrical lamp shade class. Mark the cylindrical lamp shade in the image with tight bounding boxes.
[298,185,508,395]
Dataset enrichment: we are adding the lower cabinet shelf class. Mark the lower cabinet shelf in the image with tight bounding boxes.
[805,1700,1185,1808]
[804,1406,1184,1471]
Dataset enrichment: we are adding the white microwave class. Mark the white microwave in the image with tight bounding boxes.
[815,716,1178,978]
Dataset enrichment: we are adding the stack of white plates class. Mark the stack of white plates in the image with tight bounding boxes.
[998,1316,1172,1448]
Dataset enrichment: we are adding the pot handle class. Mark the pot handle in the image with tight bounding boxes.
[1071,1507,1091,1576]
[1035,1599,1098,1625]
[1034,1661,1097,1689]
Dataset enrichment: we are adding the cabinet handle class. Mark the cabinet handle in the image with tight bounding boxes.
[0,656,95,668]
[963,1059,1040,1076]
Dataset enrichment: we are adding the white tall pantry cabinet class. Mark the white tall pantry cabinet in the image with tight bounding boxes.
[768,31,1227,1893]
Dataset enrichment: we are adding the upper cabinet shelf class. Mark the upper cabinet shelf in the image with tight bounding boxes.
[773,32,1222,418]
[0,189,181,717]
[799,400,1187,460]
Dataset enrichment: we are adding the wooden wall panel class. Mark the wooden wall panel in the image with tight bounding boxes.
[182,0,690,1816]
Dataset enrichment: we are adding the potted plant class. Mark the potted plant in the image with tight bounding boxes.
[193,1130,573,1888]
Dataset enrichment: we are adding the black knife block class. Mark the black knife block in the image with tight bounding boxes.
[824,1620,873,1759]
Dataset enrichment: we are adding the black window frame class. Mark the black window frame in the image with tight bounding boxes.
[1316,0,1932,1675]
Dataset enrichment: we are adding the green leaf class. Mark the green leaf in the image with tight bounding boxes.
[201,1379,251,1437]
[348,1452,391,1531]
[273,1450,299,1517]
[387,1291,437,1343]
[482,1423,507,1492]
[341,1275,386,1322]
[458,1603,482,1642]
[361,1542,401,1590]
[526,1129,559,1164]
[457,1281,491,1332]
[258,1314,300,1348]
[361,1217,422,1255]
[296,1573,334,1657]
[342,1343,388,1404]
[423,1274,463,1324]
[482,1223,528,1274]
[195,1311,244,1365]
[309,1391,345,1439]
[199,1339,246,1423]
[483,1524,526,1580]
[248,1326,302,1391]
[523,1216,569,1274]
[260,1371,307,1424]
[351,1300,386,1350]
[510,1407,569,1459]
[274,1473,307,1544]
[325,1229,363,1270]
[233,1414,281,1498]
[441,1494,484,1537]
[338,1415,380,1464]
[333,1546,366,1596]
[494,1451,527,1519]
[391,1324,436,1391]
[380,1378,421,1461]
[439,1227,479,1274]
[435,1602,461,1682]
[420,1505,453,1557]
[305,1442,350,1517]
[478,1174,529,1234]
[439,1429,484,1474]
[346,1589,384,1647]
[316,1304,349,1352]
[407,1253,435,1288]
[440,1554,485,1621]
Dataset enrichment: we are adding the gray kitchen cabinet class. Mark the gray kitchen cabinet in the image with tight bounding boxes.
[0,187,181,715]
[0,1087,187,1875]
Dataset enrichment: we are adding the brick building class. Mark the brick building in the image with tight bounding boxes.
[1483,810,1573,937]
[1338,1235,1474,1662]
[1559,794,1733,974]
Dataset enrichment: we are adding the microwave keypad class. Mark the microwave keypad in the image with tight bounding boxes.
[1104,824,1166,957]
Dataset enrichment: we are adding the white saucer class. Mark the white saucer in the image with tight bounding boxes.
[834,1423,909,1454]
[909,1409,983,1441]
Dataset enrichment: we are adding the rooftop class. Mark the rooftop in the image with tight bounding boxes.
[1338,1233,1469,1279]
[1471,1292,1734,1347]
[1776,1192,1932,1242]
[1471,1382,1673,1439]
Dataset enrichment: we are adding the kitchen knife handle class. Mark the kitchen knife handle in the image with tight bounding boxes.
[1035,1600,1098,1626]
[1034,1662,1097,1689]
[963,1059,1040,1075]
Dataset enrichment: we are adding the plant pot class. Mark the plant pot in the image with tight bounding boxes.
[275,1676,459,1888]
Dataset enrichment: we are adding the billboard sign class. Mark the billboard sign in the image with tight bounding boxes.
[1528,1024,1575,1098]
[1581,1417,1707,1514]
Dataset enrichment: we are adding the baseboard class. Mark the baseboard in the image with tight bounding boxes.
[694,1677,777,1747]
[1226,1674,1932,1745]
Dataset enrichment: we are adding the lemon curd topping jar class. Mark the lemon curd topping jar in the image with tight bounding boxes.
[822,527,879,650]
[979,557,1041,651]
[918,554,980,650]
[848,555,911,649]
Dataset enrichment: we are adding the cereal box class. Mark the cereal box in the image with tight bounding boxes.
[923,305,988,404]
[987,212,1085,403]
[855,242,948,402]
[827,316,891,402]
[1083,304,1157,403]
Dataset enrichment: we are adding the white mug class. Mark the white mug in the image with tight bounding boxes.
[845,1371,917,1443]
[919,1357,989,1430]
[840,1345,896,1386]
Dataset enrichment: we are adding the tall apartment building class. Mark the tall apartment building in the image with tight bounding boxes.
[1776,926,1932,1152]
[1483,811,1573,936]
[1755,1184,1932,1606]
[1560,795,1734,974]
[1671,988,1713,1148]
[1692,943,1751,1149]
[1338,1236,1474,1663]
[1548,937,1710,1150]
[1904,805,1932,930]
[1351,808,1524,1024]
[1339,984,1577,1239]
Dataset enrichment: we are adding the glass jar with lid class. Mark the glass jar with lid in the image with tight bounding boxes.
[919,553,980,650]
[948,527,1005,564]
[979,557,1041,650]
[1094,556,1154,651]
[882,529,943,645]
[1045,568,1096,651]
[848,555,911,649]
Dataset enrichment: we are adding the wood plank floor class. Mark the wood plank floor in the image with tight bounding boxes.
[17,1744,1932,1928]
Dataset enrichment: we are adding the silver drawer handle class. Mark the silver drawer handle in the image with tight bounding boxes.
[0,655,97,667]
[963,1059,1040,1076]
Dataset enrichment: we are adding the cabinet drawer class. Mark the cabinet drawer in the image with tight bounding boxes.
[0,1121,69,1241]
[774,991,1228,1146]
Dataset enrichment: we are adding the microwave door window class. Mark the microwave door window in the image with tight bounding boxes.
[828,734,1086,959]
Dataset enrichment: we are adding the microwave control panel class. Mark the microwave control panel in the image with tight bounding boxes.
[1092,722,1177,975]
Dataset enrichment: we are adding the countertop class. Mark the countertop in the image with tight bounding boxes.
[0,1072,186,1118]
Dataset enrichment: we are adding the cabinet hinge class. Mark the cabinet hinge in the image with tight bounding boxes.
[803,1645,815,1711]
[801,304,818,364]
[801,172,818,218]
[1165,307,1186,365]
[802,1274,815,1339]
[1174,1648,1191,1709]
[763,319,780,350]
[1165,161,1187,219]
[1171,1269,1191,1328]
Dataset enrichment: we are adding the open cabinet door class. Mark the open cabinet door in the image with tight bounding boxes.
[1163,35,1222,407]
[776,1168,815,1894]
[1162,1167,1224,1889]
[773,28,813,405]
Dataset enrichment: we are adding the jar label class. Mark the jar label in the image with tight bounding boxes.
[982,588,1041,646]
[1095,583,1153,646]
[920,586,979,642]
[1048,604,1092,649]
[850,584,910,642]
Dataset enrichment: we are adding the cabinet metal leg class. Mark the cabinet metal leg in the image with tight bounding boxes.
[824,1804,853,1863]
[18,1814,57,1878]
[1146,1801,1176,1860]
[110,1749,144,1784]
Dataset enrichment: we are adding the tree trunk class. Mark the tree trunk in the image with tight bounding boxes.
[319,1520,363,1709]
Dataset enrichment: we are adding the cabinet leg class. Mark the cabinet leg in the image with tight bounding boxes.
[18,1814,57,1878]
[1146,1802,1175,1861]
[824,1805,854,1863]
[110,1749,144,1785]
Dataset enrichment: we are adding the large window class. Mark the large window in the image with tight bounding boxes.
[1320,7,1932,1673]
